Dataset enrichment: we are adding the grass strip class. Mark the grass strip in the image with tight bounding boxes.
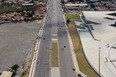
[51,43,59,67]
[65,14,82,22]
[68,22,98,77]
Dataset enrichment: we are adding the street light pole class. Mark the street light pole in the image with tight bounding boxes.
[99,47,101,77]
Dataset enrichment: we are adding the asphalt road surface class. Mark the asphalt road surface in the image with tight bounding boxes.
[34,0,77,77]
[56,0,77,77]
[34,0,52,77]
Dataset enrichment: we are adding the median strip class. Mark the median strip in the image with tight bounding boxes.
[51,43,59,67]
[50,42,60,77]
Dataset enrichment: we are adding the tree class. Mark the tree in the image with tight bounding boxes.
[67,19,70,24]
[11,64,19,71]
[26,13,33,17]
[69,0,77,2]
[1,0,5,2]
[91,4,95,8]
[21,12,25,16]
[16,9,23,13]
[61,0,65,4]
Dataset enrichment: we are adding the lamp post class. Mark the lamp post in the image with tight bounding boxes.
[99,47,101,77]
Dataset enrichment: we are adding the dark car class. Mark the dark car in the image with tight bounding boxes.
[78,74,82,77]
[73,68,75,71]
[43,38,45,40]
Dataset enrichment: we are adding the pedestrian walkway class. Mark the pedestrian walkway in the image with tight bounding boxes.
[51,67,60,77]
[78,11,116,77]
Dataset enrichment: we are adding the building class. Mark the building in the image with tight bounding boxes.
[64,3,89,11]
[22,2,34,6]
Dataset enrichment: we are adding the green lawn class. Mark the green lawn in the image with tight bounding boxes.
[65,14,82,22]
[51,43,59,67]
[0,6,18,14]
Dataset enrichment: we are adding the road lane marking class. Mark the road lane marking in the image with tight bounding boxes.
[52,34,57,36]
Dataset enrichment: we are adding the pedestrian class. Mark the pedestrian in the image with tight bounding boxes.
[106,43,109,48]
[105,58,108,63]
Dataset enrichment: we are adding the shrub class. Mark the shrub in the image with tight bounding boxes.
[67,19,70,24]
[11,64,19,71]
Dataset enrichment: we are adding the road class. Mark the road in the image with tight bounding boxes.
[56,0,77,77]
[33,0,52,76]
[34,0,77,77]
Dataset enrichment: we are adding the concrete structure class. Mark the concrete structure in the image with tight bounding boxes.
[65,4,88,7]
[22,2,34,6]
[64,3,89,12]
[78,11,116,77]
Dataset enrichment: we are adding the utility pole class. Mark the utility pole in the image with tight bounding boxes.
[99,47,101,77]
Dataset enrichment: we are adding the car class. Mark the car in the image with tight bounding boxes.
[61,48,63,50]
[73,68,75,71]
[43,38,45,40]
[78,74,82,77]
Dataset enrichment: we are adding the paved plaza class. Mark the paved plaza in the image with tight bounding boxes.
[78,11,116,77]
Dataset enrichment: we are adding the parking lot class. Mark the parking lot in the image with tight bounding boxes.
[0,22,41,75]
